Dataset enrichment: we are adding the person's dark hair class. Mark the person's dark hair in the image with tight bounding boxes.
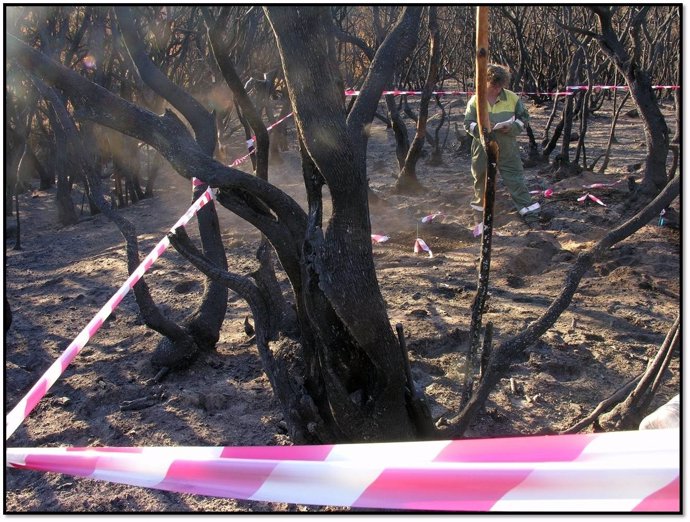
[487,64,511,88]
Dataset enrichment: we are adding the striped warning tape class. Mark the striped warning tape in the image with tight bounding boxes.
[229,112,294,167]
[6,103,303,438]
[344,85,679,97]
[4,185,214,439]
[6,107,297,438]
[346,89,576,97]
[6,429,679,511]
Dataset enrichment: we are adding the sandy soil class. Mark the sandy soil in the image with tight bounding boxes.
[4,96,680,512]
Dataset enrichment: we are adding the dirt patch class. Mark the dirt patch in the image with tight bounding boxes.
[4,97,679,512]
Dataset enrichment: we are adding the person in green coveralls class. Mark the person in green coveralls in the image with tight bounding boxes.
[464,64,540,225]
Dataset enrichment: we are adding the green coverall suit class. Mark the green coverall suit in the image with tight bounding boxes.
[464,89,539,216]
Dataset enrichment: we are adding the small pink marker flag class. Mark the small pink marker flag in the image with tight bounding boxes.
[414,238,433,258]
[529,188,553,198]
[587,193,606,206]
[421,212,445,224]
[578,193,606,206]
[583,180,622,189]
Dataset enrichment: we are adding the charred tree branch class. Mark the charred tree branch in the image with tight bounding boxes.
[599,315,680,430]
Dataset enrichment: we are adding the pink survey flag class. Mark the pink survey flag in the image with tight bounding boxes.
[578,193,607,206]
[421,212,446,224]
[529,188,553,198]
[414,238,433,258]
[583,180,622,189]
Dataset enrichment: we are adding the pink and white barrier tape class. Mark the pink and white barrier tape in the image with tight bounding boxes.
[6,428,679,511]
[345,89,575,97]
[344,86,679,98]
[567,85,680,92]
[5,185,214,440]
[229,112,294,167]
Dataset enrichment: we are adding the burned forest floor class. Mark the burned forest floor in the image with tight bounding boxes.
[4,96,680,512]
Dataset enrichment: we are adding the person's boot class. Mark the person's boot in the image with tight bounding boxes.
[519,202,541,228]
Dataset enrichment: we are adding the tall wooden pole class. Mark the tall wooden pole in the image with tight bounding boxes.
[475,7,490,150]
[462,6,499,406]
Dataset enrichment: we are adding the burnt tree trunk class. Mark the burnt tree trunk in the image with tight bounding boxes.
[395,7,439,194]
[541,93,562,148]
[589,7,670,196]
[115,7,228,363]
[264,6,430,442]
[462,6,497,408]
[555,47,584,172]
[598,90,630,173]
[573,37,594,168]
[12,147,24,251]
[385,94,410,170]
[43,94,79,226]
[6,107,32,216]
[35,78,197,360]
[599,315,679,430]
[524,123,541,165]
[203,6,295,341]
[427,95,446,166]
[541,117,564,160]
[23,146,53,190]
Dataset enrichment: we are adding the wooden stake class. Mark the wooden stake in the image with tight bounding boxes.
[475,7,490,149]
[462,6,499,407]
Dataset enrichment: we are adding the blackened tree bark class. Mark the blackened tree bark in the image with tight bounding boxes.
[385,94,410,170]
[599,315,679,430]
[202,7,270,181]
[22,146,52,191]
[546,45,584,174]
[395,6,440,194]
[202,6,295,341]
[114,7,228,365]
[598,89,630,174]
[333,7,415,179]
[586,6,670,196]
[264,6,431,442]
[499,7,529,90]
[43,94,79,226]
[5,93,32,212]
[427,95,447,166]
[573,37,594,168]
